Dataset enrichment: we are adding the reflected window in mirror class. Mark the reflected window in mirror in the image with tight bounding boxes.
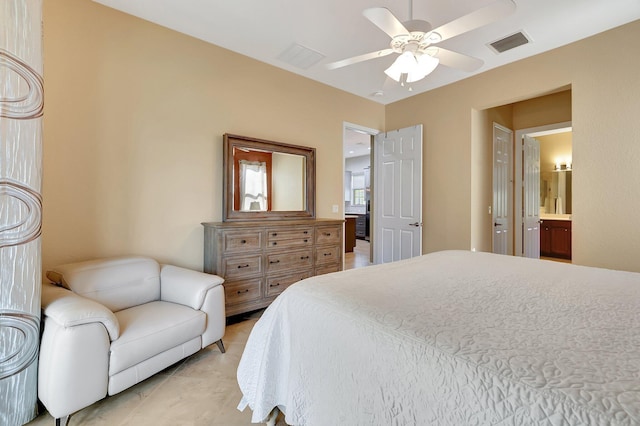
[234,149,272,212]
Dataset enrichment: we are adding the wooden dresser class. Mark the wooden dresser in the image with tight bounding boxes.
[202,219,344,316]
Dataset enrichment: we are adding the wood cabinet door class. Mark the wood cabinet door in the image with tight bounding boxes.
[550,225,571,258]
[540,223,551,256]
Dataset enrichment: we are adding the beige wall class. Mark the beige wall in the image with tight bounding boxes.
[43,1,640,273]
[42,0,384,271]
[539,132,572,173]
[387,20,640,271]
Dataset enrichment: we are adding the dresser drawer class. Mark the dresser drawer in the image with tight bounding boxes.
[316,264,340,276]
[222,230,262,252]
[224,279,262,306]
[222,254,262,279]
[315,245,340,265]
[266,270,313,297]
[266,227,314,249]
[266,249,313,273]
[315,225,341,245]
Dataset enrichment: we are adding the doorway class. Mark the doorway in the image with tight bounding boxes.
[515,123,572,260]
[343,123,377,268]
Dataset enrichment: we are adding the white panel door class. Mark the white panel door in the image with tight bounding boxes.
[373,125,422,264]
[492,123,513,255]
[523,135,541,258]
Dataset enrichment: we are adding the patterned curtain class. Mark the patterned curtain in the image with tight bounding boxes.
[0,1,44,424]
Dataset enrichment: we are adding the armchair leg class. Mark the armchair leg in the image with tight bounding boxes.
[215,339,226,353]
[55,415,71,426]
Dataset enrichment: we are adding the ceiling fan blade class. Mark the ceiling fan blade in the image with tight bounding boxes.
[325,48,394,70]
[430,48,483,72]
[363,7,410,39]
[430,0,516,43]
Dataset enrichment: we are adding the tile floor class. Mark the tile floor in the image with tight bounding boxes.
[27,312,285,426]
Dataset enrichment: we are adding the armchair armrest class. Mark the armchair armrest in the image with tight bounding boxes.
[42,282,119,341]
[160,265,224,310]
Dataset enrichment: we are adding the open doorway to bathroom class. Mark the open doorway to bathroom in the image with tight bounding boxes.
[516,124,573,262]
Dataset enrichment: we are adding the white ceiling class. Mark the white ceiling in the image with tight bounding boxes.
[93,0,640,105]
[344,129,372,158]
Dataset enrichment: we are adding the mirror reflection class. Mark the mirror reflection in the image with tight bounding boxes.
[541,170,572,214]
[234,148,306,212]
[538,130,572,215]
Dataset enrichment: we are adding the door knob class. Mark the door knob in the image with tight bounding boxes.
[409,222,422,227]
[494,222,500,227]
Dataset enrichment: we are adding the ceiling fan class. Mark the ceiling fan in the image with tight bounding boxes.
[326,0,516,86]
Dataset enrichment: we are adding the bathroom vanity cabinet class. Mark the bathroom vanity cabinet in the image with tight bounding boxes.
[540,219,571,260]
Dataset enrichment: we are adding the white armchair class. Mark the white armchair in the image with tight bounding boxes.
[38,256,225,425]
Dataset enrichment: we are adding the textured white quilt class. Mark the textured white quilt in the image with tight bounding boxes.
[237,250,640,425]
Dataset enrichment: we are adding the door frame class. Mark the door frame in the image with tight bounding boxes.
[343,122,380,264]
[514,121,572,257]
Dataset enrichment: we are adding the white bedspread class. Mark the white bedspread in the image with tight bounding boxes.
[237,250,640,425]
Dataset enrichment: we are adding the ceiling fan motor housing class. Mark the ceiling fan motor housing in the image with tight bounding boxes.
[389,19,442,56]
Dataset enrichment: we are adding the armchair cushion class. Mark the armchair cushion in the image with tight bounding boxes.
[160,264,224,310]
[41,282,120,341]
[46,256,160,312]
[109,301,206,375]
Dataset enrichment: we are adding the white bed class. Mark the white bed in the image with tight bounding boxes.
[237,250,640,425]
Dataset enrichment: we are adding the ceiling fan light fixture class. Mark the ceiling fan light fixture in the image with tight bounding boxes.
[385,51,439,84]
[415,52,439,75]
[384,51,418,81]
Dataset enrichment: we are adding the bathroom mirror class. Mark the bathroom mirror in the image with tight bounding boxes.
[541,170,572,214]
[223,134,315,221]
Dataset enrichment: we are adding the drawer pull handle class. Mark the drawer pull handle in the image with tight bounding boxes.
[300,256,309,260]
[237,289,249,294]
[303,231,309,234]
[303,239,308,243]
[270,260,280,264]
[241,239,247,244]
[323,232,331,236]
[323,252,332,257]
[237,264,250,269]
[272,242,277,246]
[272,232,278,236]
[270,283,280,288]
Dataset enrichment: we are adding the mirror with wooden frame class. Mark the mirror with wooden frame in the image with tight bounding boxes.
[223,134,316,221]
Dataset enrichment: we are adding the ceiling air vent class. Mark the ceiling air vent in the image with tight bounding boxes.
[488,31,530,54]
[277,43,325,70]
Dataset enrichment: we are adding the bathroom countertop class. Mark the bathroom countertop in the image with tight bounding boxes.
[540,214,572,221]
